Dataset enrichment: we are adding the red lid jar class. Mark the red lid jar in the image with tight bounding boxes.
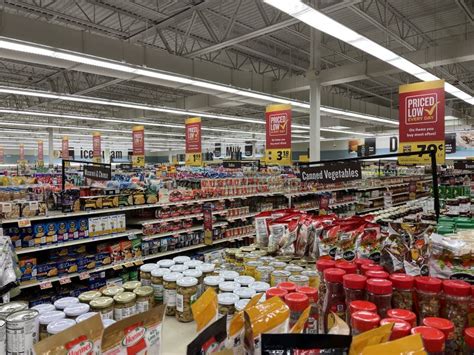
[415,276,442,293]
[295,286,318,303]
[464,328,474,350]
[335,261,357,275]
[386,308,417,327]
[389,273,414,289]
[422,317,455,341]
[354,258,373,271]
[316,259,336,273]
[343,274,367,290]
[266,287,288,300]
[360,263,383,275]
[351,311,380,334]
[365,270,389,279]
[277,282,297,293]
[380,318,411,340]
[366,278,392,295]
[411,326,445,353]
[349,300,377,315]
[324,268,346,283]
[285,292,309,312]
[442,279,471,297]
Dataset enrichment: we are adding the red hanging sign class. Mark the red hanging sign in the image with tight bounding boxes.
[185,117,202,166]
[132,126,145,167]
[37,140,44,162]
[265,104,292,165]
[92,132,101,163]
[62,136,69,160]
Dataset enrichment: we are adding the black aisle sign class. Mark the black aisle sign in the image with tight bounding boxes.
[454,161,474,170]
[299,161,362,183]
[445,133,456,154]
[83,164,112,181]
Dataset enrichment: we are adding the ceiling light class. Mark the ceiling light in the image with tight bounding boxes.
[321,107,399,125]
[322,128,373,136]
[348,38,398,61]
[326,125,350,130]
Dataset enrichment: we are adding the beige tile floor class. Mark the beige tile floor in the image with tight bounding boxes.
[162,315,197,354]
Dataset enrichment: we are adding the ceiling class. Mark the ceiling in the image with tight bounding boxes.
[0,0,472,152]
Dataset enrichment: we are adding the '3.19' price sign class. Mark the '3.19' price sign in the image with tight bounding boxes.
[266,148,291,166]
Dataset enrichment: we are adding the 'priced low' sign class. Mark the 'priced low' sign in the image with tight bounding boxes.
[299,162,362,184]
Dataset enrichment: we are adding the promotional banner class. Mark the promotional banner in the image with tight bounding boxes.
[0,146,4,163]
[92,132,101,163]
[445,133,457,154]
[185,117,202,166]
[19,144,25,161]
[62,136,69,160]
[398,80,445,165]
[132,125,145,168]
[265,104,292,165]
[37,140,44,167]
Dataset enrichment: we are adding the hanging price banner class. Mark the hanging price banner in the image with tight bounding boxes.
[19,144,25,161]
[92,132,101,163]
[37,140,44,167]
[132,126,145,167]
[185,117,202,166]
[265,104,292,166]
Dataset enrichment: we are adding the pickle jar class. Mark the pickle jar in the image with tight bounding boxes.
[113,292,137,321]
[220,270,239,281]
[173,255,191,265]
[134,286,154,314]
[271,270,291,287]
[157,259,175,269]
[184,259,203,269]
[31,303,56,315]
[233,287,257,300]
[415,276,442,323]
[151,268,169,304]
[176,276,199,323]
[270,261,287,271]
[198,263,215,280]
[366,278,392,318]
[163,272,182,316]
[170,264,189,273]
[54,297,79,310]
[47,319,76,337]
[288,275,309,287]
[64,303,90,320]
[218,293,239,322]
[123,281,142,292]
[234,276,255,288]
[225,248,237,263]
[139,263,158,286]
[301,270,318,288]
[204,276,224,293]
[285,265,303,275]
[243,253,259,264]
[260,256,274,265]
[90,297,114,320]
[78,291,101,305]
[219,281,240,294]
[101,285,124,298]
[255,266,274,283]
[244,261,263,278]
[183,269,203,296]
[389,273,414,310]
[76,312,98,324]
[235,299,251,312]
[249,281,270,296]
[38,311,66,340]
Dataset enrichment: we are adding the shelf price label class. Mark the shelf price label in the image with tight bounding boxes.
[39,281,53,290]
[18,219,31,228]
[59,277,71,285]
[134,260,144,266]
[125,262,134,268]
[265,149,291,166]
[112,265,123,271]
[79,272,90,280]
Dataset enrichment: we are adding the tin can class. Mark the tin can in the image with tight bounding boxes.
[6,309,39,355]
[0,319,5,355]
[0,302,28,319]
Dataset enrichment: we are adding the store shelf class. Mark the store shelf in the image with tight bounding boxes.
[286,187,349,198]
[389,192,409,197]
[19,233,254,290]
[141,221,228,241]
[226,212,258,222]
[130,212,205,226]
[329,200,356,209]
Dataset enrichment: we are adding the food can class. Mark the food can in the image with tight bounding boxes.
[6,309,39,355]
[0,319,5,355]
[0,301,28,318]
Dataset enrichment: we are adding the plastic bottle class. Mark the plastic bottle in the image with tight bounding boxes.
[343,274,367,324]
[422,317,456,354]
[296,286,318,334]
[464,327,474,355]
[389,273,414,311]
[414,276,442,323]
[366,278,392,318]
[411,326,445,355]
[285,292,309,329]
[322,267,346,334]
[351,310,380,335]
[386,308,417,327]
[380,317,411,340]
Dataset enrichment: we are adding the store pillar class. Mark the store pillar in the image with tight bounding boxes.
[308,28,321,161]
[47,127,54,167]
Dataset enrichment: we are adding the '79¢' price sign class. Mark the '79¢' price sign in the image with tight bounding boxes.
[266,148,291,166]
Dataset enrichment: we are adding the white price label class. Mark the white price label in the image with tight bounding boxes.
[79,272,90,280]
[29,201,39,211]
[39,281,52,290]
[59,277,71,285]
[128,234,137,240]
[18,219,31,228]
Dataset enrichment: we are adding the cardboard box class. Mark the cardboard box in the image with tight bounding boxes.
[109,215,118,234]
[19,257,37,281]
[37,261,58,279]
[56,220,68,242]
[88,217,102,237]
[44,222,57,244]
[100,216,111,235]
[77,218,89,238]
[117,214,126,232]
[66,219,79,240]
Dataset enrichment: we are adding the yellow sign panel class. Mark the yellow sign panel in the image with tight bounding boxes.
[186,152,202,166]
[398,140,445,165]
[265,148,291,166]
[299,154,309,163]
[132,155,145,168]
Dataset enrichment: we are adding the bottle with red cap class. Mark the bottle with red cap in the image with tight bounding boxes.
[316,259,335,334]
[411,326,446,355]
[266,287,288,301]
[386,308,417,327]
[322,267,346,334]
[415,276,442,323]
[380,318,411,340]
[343,274,367,324]
[441,279,471,351]
[277,282,296,294]
[365,270,389,280]
[360,263,383,275]
[366,278,393,318]
[464,327,474,355]
[354,258,372,273]
[351,311,380,335]
[389,273,414,311]
[335,261,357,275]
[422,317,456,354]
[285,292,309,329]
[296,286,318,334]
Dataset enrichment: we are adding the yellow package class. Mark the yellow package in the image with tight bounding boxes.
[192,288,218,332]
[349,323,393,355]
[361,334,426,355]
[290,306,311,334]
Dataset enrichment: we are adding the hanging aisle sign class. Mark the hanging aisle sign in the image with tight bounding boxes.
[37,140,44,167]
[185,117,202,166]
[132,125,145,168]
[62,136,69,160]
[92,132,101,163]
[265,104,292,165]
[398,80,445,165]
[299,161,362,183]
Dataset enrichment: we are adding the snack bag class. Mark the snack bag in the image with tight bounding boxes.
[278,218,300,256]
[349,323,393,355]
[335,224,365,261]
[268,220,287,254]
[380,224,410,273]
[192,288,218,332]
[34,314,103,355]
[187,316,227,355]
[255,212,273,248]
[102,306,164,354]
[356,223,382,263]
[308,215,336,258]
[295,217,313,257]
[261,334,352,355]
[403,223,434,276]
[361,334,425,355]
[318,224,340,259]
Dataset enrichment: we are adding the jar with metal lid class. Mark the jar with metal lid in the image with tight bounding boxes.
[76,312,98,323]
[140,263,158,286]
[90,297,114,319]
[235,299,251,312]
[367,278,392,318]
[176,276,199,322]
[415,276,442,323]
[184,259,203,269]
[163,272,182,316]
[301,270,318,288]
[151,268,169,304]
[31,303,55,315]
[225,248,237,263]
[275,255,292,263]
[47,318,76,336]
[0,301,28,318]
[157,259,175,268]
[243,253,259,264]
[234,253,244,270]
[389,273,414,311]
[260,256,274,265]
[219,281,240,294]
[244,261,263,277]
[423,317,455,354]
[285,293,309,329]
[173,255,191,265]
[170,264,189,273]
[285,265,304,275]
[122,280,142,292]
[288,274,309,287]
[270,261,287,271]
[54,297,79,310]
[351,311,380,335]
[296,286,318,334]
[255,266,274,283]
[134,286,154,314]
[220,270,239,281]
[113,292,137,321]
[234,287,257,299]
[271,270,291,287]
[78,290,102,304]
[290,259,308,269]
[235,276,255,287]
[204,276,224,293]
[101,285,124,298]
[183,269,203,296]
[39,311,65,340]
[218,293,240,322]
[411,326,446,355]
[249,281,270,295]
[64,303,90,320]
[240,246,255,253]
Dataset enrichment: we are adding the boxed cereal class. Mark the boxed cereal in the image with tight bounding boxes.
[20,227,33,249]
[19,257,37,281]
[66,219,79,240]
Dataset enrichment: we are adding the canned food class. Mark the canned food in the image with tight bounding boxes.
[301,270,318,288]
[0,301,28,318]
[271,270,291,287]
[255,266,274,283]
[6,309,39,354]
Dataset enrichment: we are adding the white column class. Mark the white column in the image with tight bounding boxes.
[47,127,54,167]
[308,28,321,161]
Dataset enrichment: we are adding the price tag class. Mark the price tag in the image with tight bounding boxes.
[29,201,39,211]
[79,272,90,280]
[59,277,71,285]
[39,281,53,290]
[112,265,123,271]
[1,203,12,213]
[134,260,144,266]
[18,219,31,228]
[125,262,134,268]
[128,234,137,240]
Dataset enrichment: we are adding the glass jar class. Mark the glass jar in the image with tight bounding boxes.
[260,256,274,265]
[255,266,274,283]
[204,276,224,293]
[277,281,297,293]
[296,286,318,334]
[322,268,346,334]
[365,270,389,279]
[301,270,318,288]
[139,263,157,286]
[351,310,380,335]
[360,264,383,275]
[170,264,189,273]
[243,253,259,264]
[151,268,169,304]
[270,261,287,271]
[235,276,255,288]
[113,292,136,321]
[366,278,392,318]
[176,276,198,323]
[78,291,101,305]
[220,270,239,281]
[38,311,65,340]
[316,259,335,334]
[218,293,240,322]
[163,272,182,316]
[225,248,237,263]
[271,270,291,287]
[31,304,55,315]
[64,303,90,320]
[389,273,414,310]
[219,281,240,294]
[173,255,191,264]
[285,265,303,275]
[183,269,203,296]
[464,328,474,355]
[47,318,76,336]
[234,287,257,300]
[386,308,417,327]
[343,274,367,324]
[249,281,270,296]
[235,299,251,312]
[423,317,455,354]
[441,279,471,351]
[76,312,98,323]
[415,276,442,323]
[157,259,175,269]
[198,263,215,280]
[123,280,142,292]
[184,259,203,269]
[288,275,309,287]
[234,253,244,272]
[335,261,357,275]
[380,317,411,340]
[266,287,288,301]
[134,286,154,314]
[411,326,446,355]
[285,292,309,329]
[101,285,124,298]
[54,297,79,310]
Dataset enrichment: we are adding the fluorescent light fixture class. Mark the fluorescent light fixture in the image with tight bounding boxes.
[326,125,350,130]
[321,107,399,126]
[264,0,473,106]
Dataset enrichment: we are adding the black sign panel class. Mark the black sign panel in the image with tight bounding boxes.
[223,160,259,169]
[365,138,376,156]
[299,162,362,183]
[445,133,456,154]
[83,164,112,181]
[454,161,474,170]
[214,143,221,158]
[245,141,253,157]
